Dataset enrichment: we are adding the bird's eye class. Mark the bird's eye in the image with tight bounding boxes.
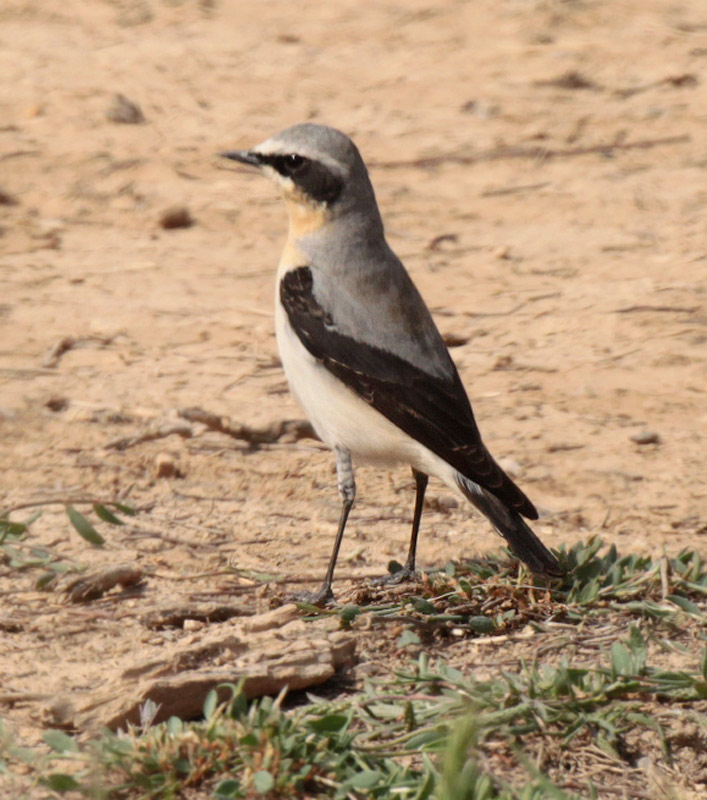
[283,154,307,174]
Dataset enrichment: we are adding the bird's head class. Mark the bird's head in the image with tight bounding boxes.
[221,123,379,233]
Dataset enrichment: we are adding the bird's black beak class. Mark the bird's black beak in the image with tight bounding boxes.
[220,150,262,167]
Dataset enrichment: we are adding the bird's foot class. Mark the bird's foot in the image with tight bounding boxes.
[371,562,419,586]
[287,585,336,607]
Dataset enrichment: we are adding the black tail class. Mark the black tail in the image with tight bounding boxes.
[456,474,563,577]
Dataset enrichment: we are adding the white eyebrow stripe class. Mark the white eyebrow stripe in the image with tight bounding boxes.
[252,138,349,178]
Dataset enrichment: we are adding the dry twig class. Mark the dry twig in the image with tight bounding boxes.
[178,407,317,445]
[105,423,193,451]
[63,566,144,603]
[43,334,118,368]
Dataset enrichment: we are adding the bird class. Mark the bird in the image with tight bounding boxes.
[221,123,562,605]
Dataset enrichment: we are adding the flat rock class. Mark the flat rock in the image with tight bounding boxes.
[58,605,355,732]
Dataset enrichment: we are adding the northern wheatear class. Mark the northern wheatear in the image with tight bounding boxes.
[222,123,562,605]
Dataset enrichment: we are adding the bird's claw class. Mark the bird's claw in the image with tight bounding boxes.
[371,565,419,586]
[287,586,336,607]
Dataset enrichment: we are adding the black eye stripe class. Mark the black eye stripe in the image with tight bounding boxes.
[258,153,344,204]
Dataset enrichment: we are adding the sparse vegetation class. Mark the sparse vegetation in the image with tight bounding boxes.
[2,538,705,799]
[0,500,134,589]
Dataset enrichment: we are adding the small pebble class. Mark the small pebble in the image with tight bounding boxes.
[155,452,178,478]
[106,93,145,124]
[45,396,69,412]
[493,354,513,370]
[43,697,75,728]
[442,331,469,348]
[537,70,597,90]
[159,205,194,230]
[630,431,661,446]
[0,187,18,206]
[425,495,459,513]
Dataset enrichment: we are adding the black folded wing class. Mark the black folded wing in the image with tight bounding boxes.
[280,266,537,520]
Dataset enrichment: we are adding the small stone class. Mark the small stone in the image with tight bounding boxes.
[45,396,69,412]
[425,495,459,513]
[664,73,698,88]
[547,441,584,453]
[0,187,18,206]
[106,93,145,124]
[537,70,597,90]
[630,430,661,445]
[460,100,498,118]
[159,205,194,230]
[442,331,469,348]
[43,697,76,728]
[183,619,204,632]
[493,354,514,370]
[155,452,178,478]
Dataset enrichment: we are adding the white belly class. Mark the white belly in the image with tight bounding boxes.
[275,300,456,484]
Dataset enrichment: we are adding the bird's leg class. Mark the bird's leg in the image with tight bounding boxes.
[289,447,355,606]
[403,469,428,574]
[373,468,428,586]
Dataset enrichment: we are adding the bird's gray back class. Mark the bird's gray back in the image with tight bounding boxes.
[297,220,455,381]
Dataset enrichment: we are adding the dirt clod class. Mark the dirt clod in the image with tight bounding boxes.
[105,93,145,124]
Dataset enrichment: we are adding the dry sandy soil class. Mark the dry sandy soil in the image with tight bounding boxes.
[1,0,706,793]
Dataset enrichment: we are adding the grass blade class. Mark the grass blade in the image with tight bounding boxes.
[65,505,105,546]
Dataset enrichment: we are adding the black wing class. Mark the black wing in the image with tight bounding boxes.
[281,266,538,520]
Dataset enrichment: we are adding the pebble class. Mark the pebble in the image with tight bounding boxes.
[0,187,18,206]
[105,93,145,124]
[425,494,459,513]
[630,431,661,446]
[155,451,178,478]
[159,205,194,229]
[442,331,469,348]
[45,396,69,412]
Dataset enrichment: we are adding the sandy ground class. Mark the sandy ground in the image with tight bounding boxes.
[1,0,706,769]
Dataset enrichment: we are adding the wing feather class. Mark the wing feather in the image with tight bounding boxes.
[281,266,538,520]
